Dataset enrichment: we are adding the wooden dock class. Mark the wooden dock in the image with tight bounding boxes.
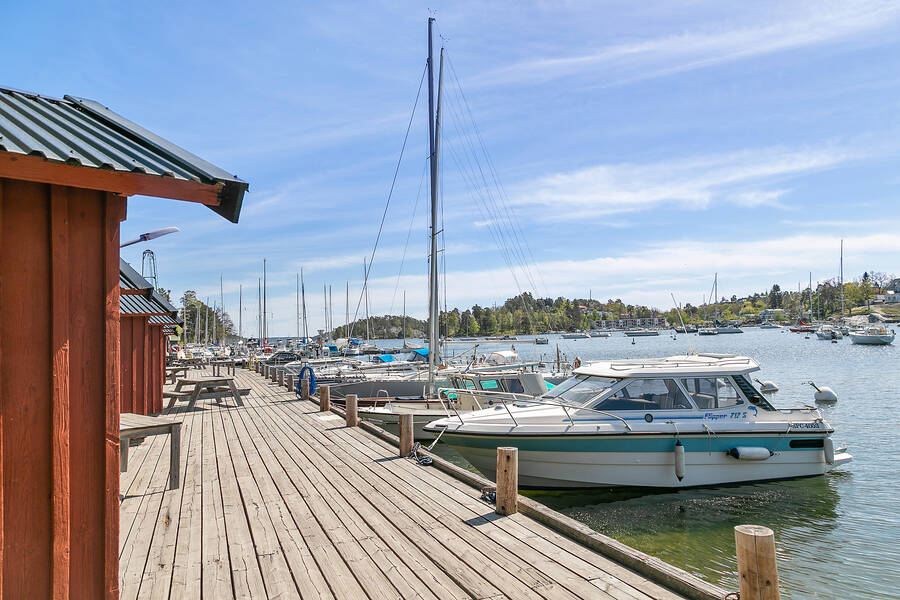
[119,367,718,599]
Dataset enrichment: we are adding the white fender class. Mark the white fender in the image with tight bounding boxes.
[824,437,835,465]
[674,441,685,480]
[727,446,773,461]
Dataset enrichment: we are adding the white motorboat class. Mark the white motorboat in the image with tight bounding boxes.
[535,337,549,345]
[562,331,590,339]
[815,325,842,340]
[848,326,895,345]
[589,331,611,338]
[359,371,551,440]
[624,329,659,337]
[425,353,850,488]
[759,322,781,329]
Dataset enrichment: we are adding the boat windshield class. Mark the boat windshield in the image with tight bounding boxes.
[542,375,619,407]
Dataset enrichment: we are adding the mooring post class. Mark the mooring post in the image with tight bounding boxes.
[495,447,518,516]
[286,373,294,391]
[399,413,414,457]
[271,366,278,382]
[278,369,284,386]
[254,360,259,373]
[345,394,359,427]
[319,385,330,411]
[735,525,780,600]
[301,378,310,401]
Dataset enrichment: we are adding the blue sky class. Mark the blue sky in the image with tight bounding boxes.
[6,1,900,336]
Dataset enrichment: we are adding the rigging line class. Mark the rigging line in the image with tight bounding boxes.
[442,131,526,297]
[388,159,428,315]
[442,82,541,297]
[445,52,544,295]
[348,62,427,339]
[441,96,528,297]
[445,53,548,296]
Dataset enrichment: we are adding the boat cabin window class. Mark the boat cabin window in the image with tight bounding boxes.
[680,377,743,409]
[502,378,525,394]
[543,375,618,407]
[593,379,692,411]
[480,379,500,390]
[462,379,477,390]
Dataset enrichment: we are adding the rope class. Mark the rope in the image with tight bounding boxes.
[348,62,428,339]
[480,487,496,504]
[407,442,433,466]
[296,365,316,396]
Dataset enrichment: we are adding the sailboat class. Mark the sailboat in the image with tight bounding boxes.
[698,273,743,334]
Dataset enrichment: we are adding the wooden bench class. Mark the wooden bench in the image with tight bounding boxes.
[120,413,182,489]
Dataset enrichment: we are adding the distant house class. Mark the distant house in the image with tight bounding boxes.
[884,279,900,303]
[757,308,785,322]
[594,316,667,329]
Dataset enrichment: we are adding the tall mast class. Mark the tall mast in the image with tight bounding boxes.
[403,290,407,346]
[195,302,200,344]
[363,258,371,341]
[323,284,328,339]
[840,240,844,316]
[239,284,242,339]
[263,258,267,344]
[301,268,309,339]
[426,18,443,395]
[220,275,224,345]
[809,272,813,321]
[329,285,333,337]
[296,273,300,339]
[345,282,349,339]
[257,278,262,339]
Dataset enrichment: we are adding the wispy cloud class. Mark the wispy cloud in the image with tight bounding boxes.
[508,145,858,219]
[472,2,900,88]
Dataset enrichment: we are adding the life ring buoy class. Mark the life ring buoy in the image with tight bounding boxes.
[297,365,316,396]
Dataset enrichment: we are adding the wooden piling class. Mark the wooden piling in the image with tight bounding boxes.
[278,369,284,386]
[735,525,780,600]
[286,374,294,391]
[495,447,518,516]
[345,394,359,427]
[398,413,414,457]
[301,378,310,401]
[262,364,268,378]
[271,367,278,382]
[319,385,330,412]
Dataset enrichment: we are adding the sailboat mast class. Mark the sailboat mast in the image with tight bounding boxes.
[345,282,349,339]
[426,18,442,395]
[296,274,300,339]
[301,268,308,340]
[329,285,333,337]
[239,284,242,339]
[809,272,813,321]
[220,275,224,346]
[257,278,261,340]
[363,258,371,341]
[840,240,844,316]
[263,258,267,344]
[403,290,407,346]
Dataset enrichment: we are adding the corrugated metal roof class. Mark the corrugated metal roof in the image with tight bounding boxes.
[119,259,181,325]
[0,85,247,222]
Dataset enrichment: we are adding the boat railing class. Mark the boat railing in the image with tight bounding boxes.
[436,387,632,431]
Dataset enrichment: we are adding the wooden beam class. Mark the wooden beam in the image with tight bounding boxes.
[103,193,126,600]
[0,153,222,207]
[49,185,71,598]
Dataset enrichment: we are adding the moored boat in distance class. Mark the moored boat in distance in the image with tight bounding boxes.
[848,325,895,345]
[425,353,851,488]
[624,328,659,336]
[562,331,590,339]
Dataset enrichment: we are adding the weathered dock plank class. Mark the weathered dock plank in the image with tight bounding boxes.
[119,366,707,600]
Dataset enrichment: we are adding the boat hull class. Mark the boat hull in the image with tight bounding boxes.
[849,334,894,345]
[438,431,847,488]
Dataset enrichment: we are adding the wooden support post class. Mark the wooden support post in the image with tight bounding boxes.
[286,374,294,391]
[262,364,268,377]
[278,369,284,386]
[301,378,310,401]
[345,394,359,427]
[399,413,414,457]
[319,385,330,412]
[735,525,780,600]
[495,447,518,516]
[272,367,279,383]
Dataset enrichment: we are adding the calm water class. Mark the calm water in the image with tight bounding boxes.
[378,329,900,599]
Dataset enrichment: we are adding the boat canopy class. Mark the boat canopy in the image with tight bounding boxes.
[575,354,760,379]
[372,354,396,363]
[486,350,518,365]
[409,348,429,362]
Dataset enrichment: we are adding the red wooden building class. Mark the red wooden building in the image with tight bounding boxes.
[0,86,246,599]
[119,260,181,416]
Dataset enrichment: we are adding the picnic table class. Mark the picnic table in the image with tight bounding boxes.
[120,413,182,489]
[165,365,190,384]
[164,376,249,410]
[211,359,237,376]
[176,357,205,369]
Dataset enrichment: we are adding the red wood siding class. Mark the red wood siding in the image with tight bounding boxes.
[0,179,125,599]
[120,318,165,415]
